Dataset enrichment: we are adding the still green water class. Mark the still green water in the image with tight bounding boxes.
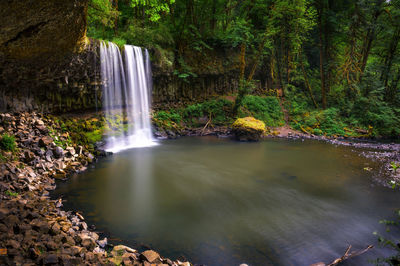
[53,137,400,265]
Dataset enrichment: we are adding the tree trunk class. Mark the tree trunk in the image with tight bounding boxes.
[323,0,331,94]
[300,51,318,108]
[359,0,384,80]
[247,27,268,82]
[210,0,217,31]
[113,0,118,34]
[239,43,246,82]
[382,25,400,100]
[317,4,326,109]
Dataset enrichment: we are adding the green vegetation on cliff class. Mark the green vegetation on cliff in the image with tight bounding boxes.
[87,0,400,138]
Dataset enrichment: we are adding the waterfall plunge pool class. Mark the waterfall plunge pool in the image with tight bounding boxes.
[52,137,400,265]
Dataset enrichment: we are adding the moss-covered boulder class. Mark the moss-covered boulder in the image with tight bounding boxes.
[232,117,265,141]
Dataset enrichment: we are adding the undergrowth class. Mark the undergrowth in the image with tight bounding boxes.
[0,134,17,152]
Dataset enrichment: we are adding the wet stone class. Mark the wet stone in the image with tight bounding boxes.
[39,136,53,147]
[53,146,64,158]
[43,254,59,265]
[0,208,10,220]
[140,250,160,263]
[81,238,96,251]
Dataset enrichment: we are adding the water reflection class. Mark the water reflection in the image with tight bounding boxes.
[53,137,400,266]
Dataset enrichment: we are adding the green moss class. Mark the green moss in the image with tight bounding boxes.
[47,115,106,148]
[85,129,103,144]
[5,190,18,197]
[232,117,265,132]
[0,134,17,152]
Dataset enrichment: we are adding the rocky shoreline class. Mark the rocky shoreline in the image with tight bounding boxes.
[1,112,399,266]
[0,112,191,266]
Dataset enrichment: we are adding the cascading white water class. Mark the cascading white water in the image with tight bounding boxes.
[100,41,157,153]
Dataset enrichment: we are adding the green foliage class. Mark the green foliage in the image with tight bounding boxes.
[291,107,355,136]
[173,56,198,82]
[183,99,234,125]
[5,190,18,197]
[88,0,119,29]
[130,0,175,22]
[391,162,400,174]
[351,94,400,137]
[85,130,103,144]
[0,134,16,152]
[373,199,400,265]
[48,116,105,152]
[154,110,182,124]
[85,0,400,138]
[238,95,285,127]
[152,110,182,131]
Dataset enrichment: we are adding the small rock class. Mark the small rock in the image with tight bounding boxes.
[35,119,45,126]
[0,208,10,219]
[86,153,94,163]
[55,161,66,170]
[80,221,88,230]
[24,150,36,163]
[85,251,95,261]
[39,136,53,147]
[46,241,58,251]
[98,237,107,248]
[64,236,75,246]
[50,223,61,235]
[82,237,96,251]
[54,172,66,179]
[140,250,160,263]
[30,219,49,233]
[66,147,76,156]
[70,246,83,256]
[53,146,64,158]
[43,254,59,265]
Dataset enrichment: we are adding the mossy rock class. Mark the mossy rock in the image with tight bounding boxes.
[232,117,265,141]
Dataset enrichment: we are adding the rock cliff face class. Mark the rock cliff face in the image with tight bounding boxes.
[0,0,88,59]
[0,40,100,113]
[0,1,249,113]
[0,0,95,112]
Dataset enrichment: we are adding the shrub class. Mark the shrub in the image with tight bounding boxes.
[351,96,400,137]
[153,110,182,124]
[183,99,233,125]
[238,95,285,127]
[0,134,16,151]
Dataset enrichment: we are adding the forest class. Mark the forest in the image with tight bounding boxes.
[1,1,400,265]
[89,0,400,138]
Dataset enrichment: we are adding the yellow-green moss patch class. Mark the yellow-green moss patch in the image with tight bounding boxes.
[232,117,265,132]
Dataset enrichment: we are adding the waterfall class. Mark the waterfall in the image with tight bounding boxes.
[100,41,157,153]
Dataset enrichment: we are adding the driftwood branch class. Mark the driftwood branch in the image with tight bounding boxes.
[200,113,212,136]
[310,245,373,266]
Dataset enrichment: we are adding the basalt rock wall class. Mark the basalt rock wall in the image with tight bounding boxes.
[0,1,246,112]
[0,40,101,113]
[0,0,100,113]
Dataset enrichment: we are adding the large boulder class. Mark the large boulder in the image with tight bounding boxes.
[232,117,265,141]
